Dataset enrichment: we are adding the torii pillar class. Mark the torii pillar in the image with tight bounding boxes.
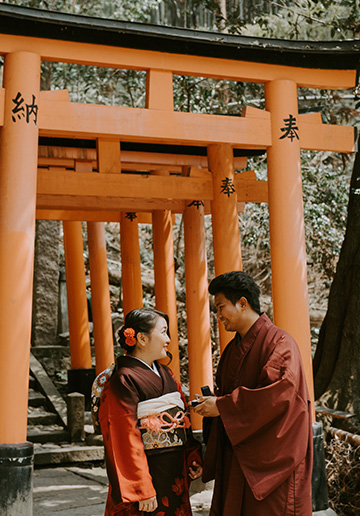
[208,143,243,352]
[184,201,213,429]
[0,51,40,514]
[120,212,143,316]
[63,221,93,404]
[87,221,114,375]
[265,79,315,404]
[152,188,181,380]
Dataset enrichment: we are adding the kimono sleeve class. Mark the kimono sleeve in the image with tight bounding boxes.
[98,374,156,504]
[216,338,311,500]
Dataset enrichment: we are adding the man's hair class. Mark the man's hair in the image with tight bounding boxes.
[208,271,261,314]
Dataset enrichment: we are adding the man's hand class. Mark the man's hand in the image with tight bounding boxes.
[188,461,203,480]
[138,496,158,512]
[192,396,220,417]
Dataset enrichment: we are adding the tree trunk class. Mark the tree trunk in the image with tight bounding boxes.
[313,137,360,429]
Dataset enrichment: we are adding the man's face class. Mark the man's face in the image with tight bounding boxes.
[214,292,243,332]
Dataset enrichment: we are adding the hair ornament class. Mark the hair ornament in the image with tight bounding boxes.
[123,327,137,347]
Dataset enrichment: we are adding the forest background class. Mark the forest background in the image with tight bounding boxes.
[3,1,359,513]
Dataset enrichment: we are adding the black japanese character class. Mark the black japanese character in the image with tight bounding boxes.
[187,200,204,209]
[220,177,236,197]
[11,92,25,122]
[279,114,299,141]
[26,95,38,125]
[125,212,137,221]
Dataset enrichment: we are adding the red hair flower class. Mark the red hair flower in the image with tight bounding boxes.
[124,327,137,347]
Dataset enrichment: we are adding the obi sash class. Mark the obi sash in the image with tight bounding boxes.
[137,391,190,451]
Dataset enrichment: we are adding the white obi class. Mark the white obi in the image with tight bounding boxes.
[137,391,190,451]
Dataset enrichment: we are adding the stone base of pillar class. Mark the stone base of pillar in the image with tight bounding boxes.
[0,441,34,516]
[67,368,96,411]
[312,421,329,512]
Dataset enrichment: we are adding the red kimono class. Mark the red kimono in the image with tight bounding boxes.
[98,356,201,516]
[203,313,313,516]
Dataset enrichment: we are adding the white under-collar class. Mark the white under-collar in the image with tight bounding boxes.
[130,356,160,376]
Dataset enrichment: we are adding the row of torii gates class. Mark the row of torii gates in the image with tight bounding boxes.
[0,5,359,510]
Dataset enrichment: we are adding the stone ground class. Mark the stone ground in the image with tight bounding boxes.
[33,465,213,516]
[33,465,337,516]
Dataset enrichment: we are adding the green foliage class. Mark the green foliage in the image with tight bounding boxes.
[302,152,350,279]
[236,0,359,40]
[5,0,162,22]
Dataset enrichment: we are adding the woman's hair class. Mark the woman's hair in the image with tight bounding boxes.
[117,308,171,356]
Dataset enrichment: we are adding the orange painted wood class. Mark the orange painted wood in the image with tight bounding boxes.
[36,192,189,213]
[120,213,144,315]
[0,34,356,89]
[242,105,270,119]
[63,220,92,370]
[87,221,114,374]
[34,99,357,152]
[36,209,155,224]
[208,143,242,353]
[97,138,121,174]
[36,99,271,147]
[75,160,93,173]
[299,121,355,152]
[38,146,247,170]
[234,174,268,203]
[36,168,267,202]
[0,51,40,443]
[37,169,214,199]
[151,171,180,380]
[146,69,174,110]
[40,89,70,102]
[184,202,213,430]
[265,79,315,409]
[38,157,77,168]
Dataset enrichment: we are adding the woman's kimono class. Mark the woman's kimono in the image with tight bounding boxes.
[97,356,201,516]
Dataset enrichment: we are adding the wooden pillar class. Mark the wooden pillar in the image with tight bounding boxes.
[152,171,180,380]
[208,143,242,352]
[0,51,40,515]
[184,202,213,429]
[0,52,40,444]
[93,138,121,370]
[87,222,114,375]
[265,79,314,404]
[120,212,143,315]
[63,221,92,369]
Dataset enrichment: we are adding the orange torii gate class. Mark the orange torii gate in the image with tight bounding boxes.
[0,4,358,512]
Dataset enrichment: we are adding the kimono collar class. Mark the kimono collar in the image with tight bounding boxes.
[236,312,272,349]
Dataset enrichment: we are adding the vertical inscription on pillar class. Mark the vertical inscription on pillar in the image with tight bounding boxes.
[279,114,299,141]
[220,177,236,197]
[187,200,204,209]
[11,91,38,124]
[125,212,137,221]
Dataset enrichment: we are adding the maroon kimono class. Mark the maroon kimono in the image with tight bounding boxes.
[203,313,313,516]
[98,356,201,516]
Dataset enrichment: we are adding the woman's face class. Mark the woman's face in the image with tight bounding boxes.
[145,316,170,362]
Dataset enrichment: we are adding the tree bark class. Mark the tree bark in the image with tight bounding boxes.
[313,137,360,427]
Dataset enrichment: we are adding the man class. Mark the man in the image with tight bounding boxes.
[193,271,313,516]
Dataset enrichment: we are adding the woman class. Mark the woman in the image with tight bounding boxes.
[95,308,203,516]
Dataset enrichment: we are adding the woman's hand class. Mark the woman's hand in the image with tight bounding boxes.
[138,496,158,512]
[189,461,203,480]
